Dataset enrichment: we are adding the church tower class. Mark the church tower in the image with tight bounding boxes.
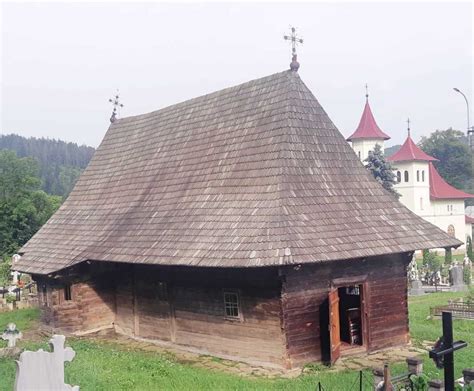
[387,124,436,217]
[387,124,473,247]
[347,88,390,162]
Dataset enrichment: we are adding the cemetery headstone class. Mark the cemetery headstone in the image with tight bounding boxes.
[14,334,79,391]
[449,265,467,292]
[2,323,22,347]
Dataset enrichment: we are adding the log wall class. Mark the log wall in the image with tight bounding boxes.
[281,253,411,367]
[112,266,287,366]
[36,275,115,333]
[35,254,410,369]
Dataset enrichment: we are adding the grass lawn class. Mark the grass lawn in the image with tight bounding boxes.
[0,291,472,390]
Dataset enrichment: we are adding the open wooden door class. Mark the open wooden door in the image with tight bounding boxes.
[329,288,341,365]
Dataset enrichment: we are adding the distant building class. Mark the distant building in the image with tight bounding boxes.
[349,96,473,249]
[346,95,390,162]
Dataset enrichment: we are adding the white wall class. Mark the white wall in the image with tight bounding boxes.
[393,161,467,249]
[392,161,431,217]
[351,138,385,162]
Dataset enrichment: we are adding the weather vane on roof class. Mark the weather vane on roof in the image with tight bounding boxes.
[109,91,124,123]
[407,118,411,137]
[283,26,303,72]
[365,83,369,100]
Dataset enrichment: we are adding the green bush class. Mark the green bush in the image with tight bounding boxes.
[424,250,442,272]
[5,294,16,304]
[468,236,473,262]
[445,248,452,265]
[0,259,11,286]
[464,267,472,286]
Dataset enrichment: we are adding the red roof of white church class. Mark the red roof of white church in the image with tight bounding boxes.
[346,100,391,141]
[429,163,474,200]
[387,135,438,162]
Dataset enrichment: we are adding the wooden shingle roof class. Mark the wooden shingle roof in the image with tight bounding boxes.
[16,70,461,274]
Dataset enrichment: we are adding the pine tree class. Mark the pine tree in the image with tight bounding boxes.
[467,236,473,261]
[364,144,400,199]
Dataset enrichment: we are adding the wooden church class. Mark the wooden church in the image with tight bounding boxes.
[15,61,460,369]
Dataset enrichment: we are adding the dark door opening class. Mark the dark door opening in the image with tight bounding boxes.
[338,285,363,348]
[320,284,364,365]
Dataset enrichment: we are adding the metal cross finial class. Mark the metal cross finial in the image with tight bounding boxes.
[407,118,411,137]
[283,26,303,71]
[283,26,304,56]
[365,83,369,100]
[109,90,124,123]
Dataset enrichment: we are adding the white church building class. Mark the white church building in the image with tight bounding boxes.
[347,94,473,251]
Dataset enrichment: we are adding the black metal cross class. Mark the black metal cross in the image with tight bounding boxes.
[283,26,303,57]
[407,118,411,137]
[429,311,468,391]
[109,91,124,123]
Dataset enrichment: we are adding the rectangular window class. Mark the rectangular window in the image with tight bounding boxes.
[156,282,168,301]
[223,291,241,319]
[64,284,72,301]
[41,285,49,307]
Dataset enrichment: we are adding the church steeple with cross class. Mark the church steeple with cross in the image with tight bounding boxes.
[347,84,391,161]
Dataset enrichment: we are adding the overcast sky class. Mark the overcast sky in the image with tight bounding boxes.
[1,2,472,148]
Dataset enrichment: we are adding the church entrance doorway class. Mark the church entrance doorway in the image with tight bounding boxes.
[320,284,366,365]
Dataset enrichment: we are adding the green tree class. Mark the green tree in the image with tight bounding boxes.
[444,248,452,265]
[419,129,473,193]
[364,144,400,198]
[0,150,61,258]
[467,236,473,262]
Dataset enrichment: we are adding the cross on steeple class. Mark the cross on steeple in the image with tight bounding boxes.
[109,91,124,123]
[365,83,369,100]
[283,26,303,72]
[407,118,411,137]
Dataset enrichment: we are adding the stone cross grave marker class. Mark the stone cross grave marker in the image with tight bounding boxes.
[14,334,79,391]
[2,323,22,347]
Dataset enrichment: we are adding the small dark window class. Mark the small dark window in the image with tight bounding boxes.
[422,170,425,182]
[224,291,240,319]
[396,171,401,183]
[42,285,49,306]
[156,282,168,301]
[416,170,420,182]
[358,151,361,159]
[64,284,72,301]
[404,170,409,182]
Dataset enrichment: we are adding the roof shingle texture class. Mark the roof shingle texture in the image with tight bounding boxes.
[16,70,461,274]
[387,135,438,162]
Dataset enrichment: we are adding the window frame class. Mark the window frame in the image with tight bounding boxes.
[404,170,409,182]
[64,284,72,301]
[223,290,243,321]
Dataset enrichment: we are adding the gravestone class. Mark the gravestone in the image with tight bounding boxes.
[14,335,79,391]
[2,323,22,347]
[449,265,467,292]
[410,280,425,296]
